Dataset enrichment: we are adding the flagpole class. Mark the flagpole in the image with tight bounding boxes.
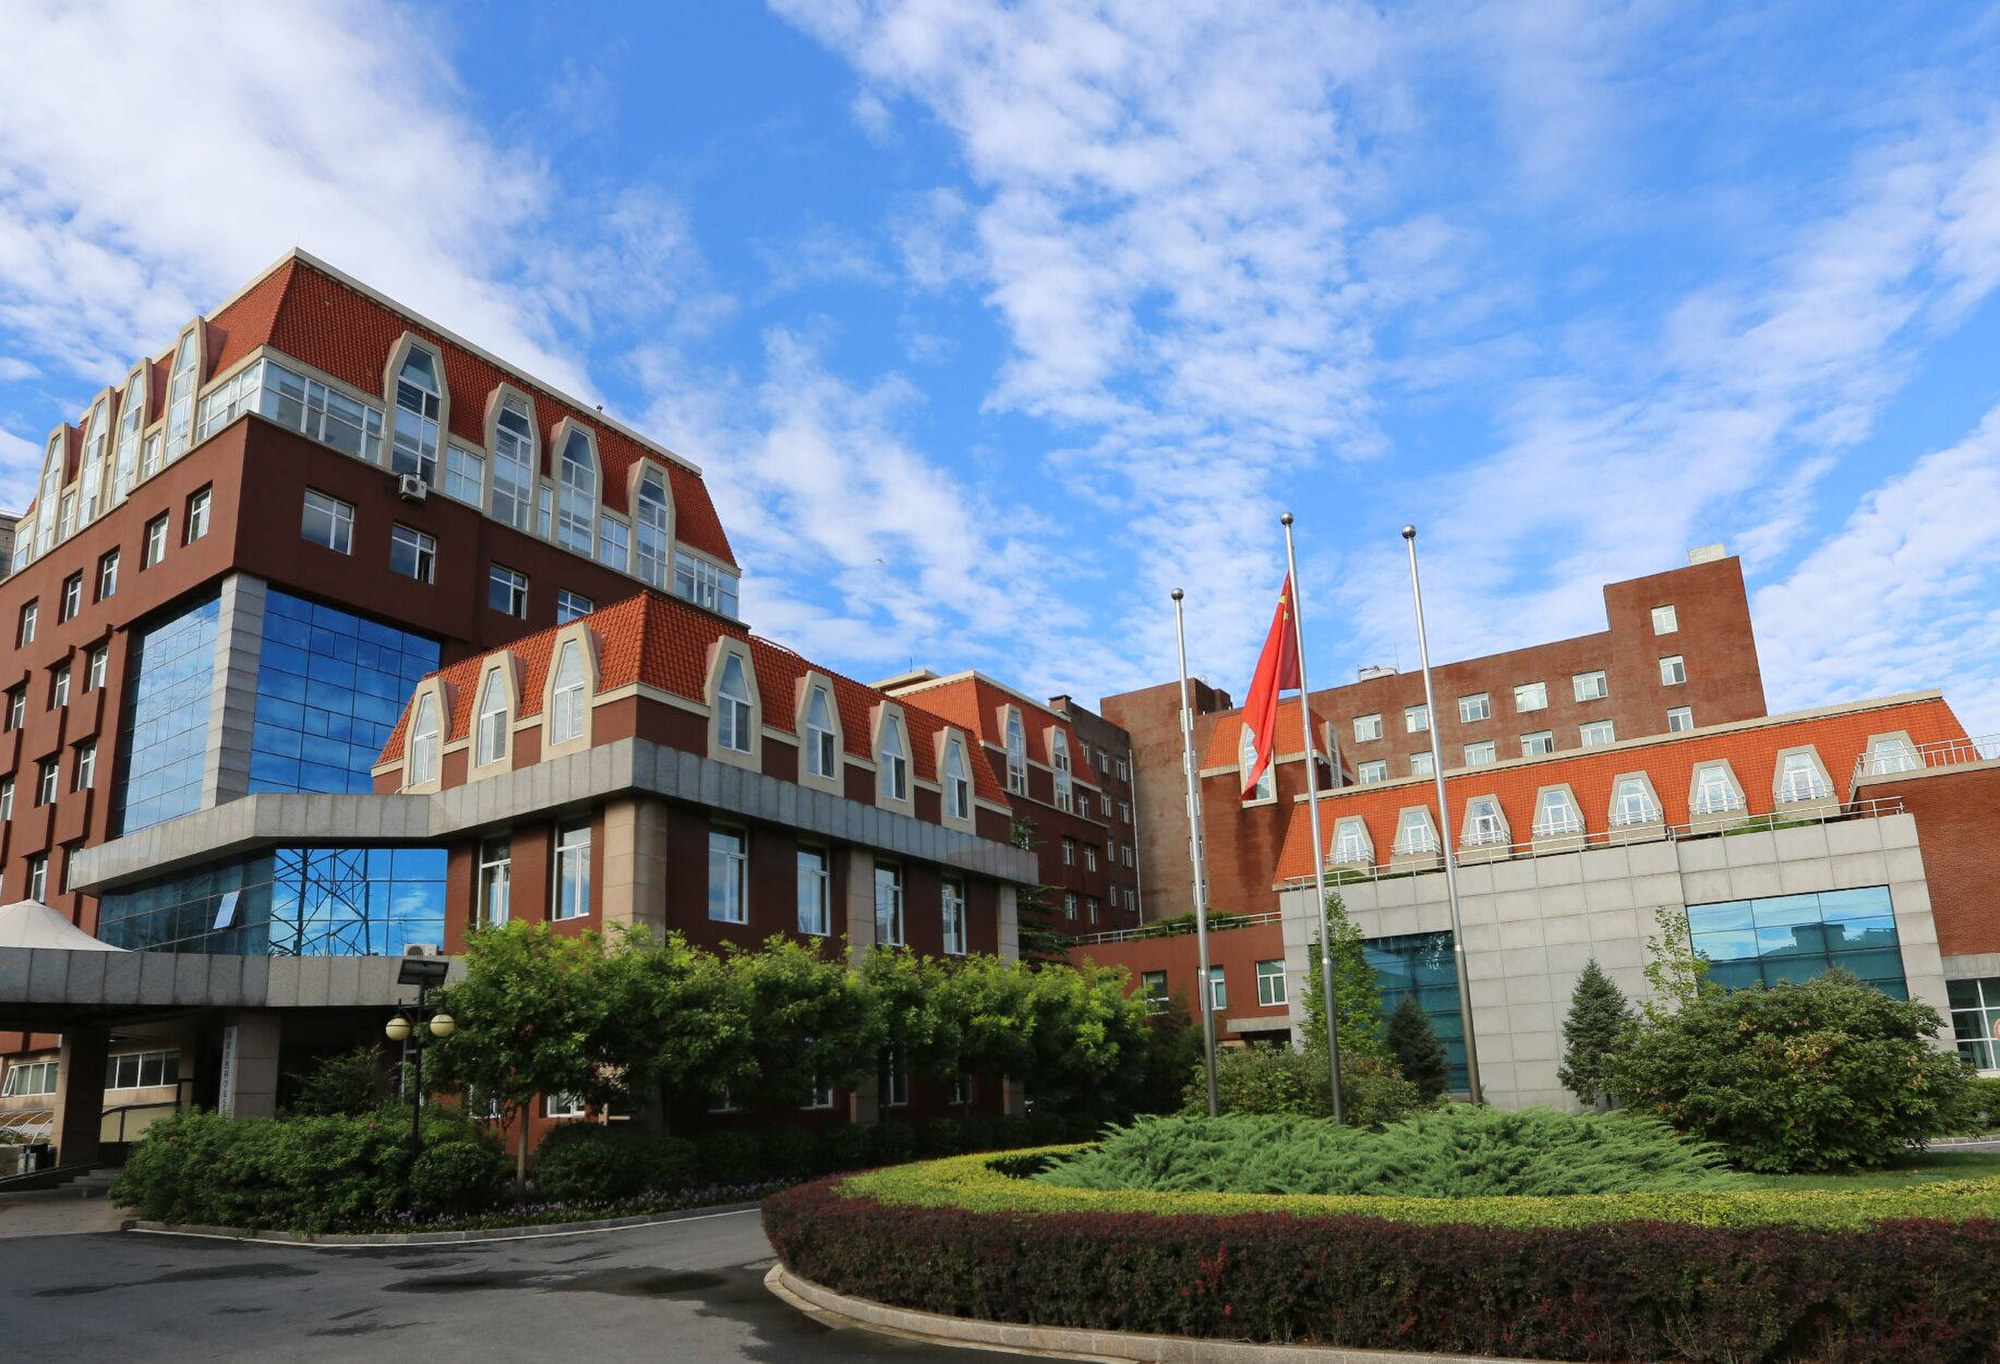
[1172,588,1222,1118]
[1402,525,1483,1105]
[1282,513,1344,1122]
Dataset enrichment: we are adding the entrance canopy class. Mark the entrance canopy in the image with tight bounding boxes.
[0,902,126,953]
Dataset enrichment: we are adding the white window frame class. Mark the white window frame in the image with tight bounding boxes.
[555,589,593,624]
[1353,713,1383,742]
[489,563,529,619]
[553,819,591,920]
[478,837,511,926]
[405,690,441,789]
[875,862,904,946]
[1573,670,1609,702]
[1690,761,1744,816]
[1581,720,1616,747]
[941,876,967,956]
[1514,681,1547,712]
[797,845,831,936]
[1256,959,1288,1007]
[1776,749,1833,804]
[1404,704,1429,733]
[1652,604,1678,635]
[1004,707,1027,793]
[300,489,354,554]
[1240,725,1275,801]
[143,514,168,567]
[1521,730,1554,757]
[1394,807,1440,855]
[550,639,589,746]
[878,710,910,805]
[388,341,445,485]
[1331,817,1372,865]
[489,391,537,531]
[716,653,754,754]
[709,826,748,925]
[1533,787,1584,837]
[1409,751,1434,777]
[473,665,512,769]
[943,735,972,823]
[1659,655,1686,686]
[1610,776,1661,827]
[389,524,436,584]
[1458,693,1491,723]
[1667,706,1695,733]
[804,685,840,782]
[1462,795,1508,847]
[1463,741,1497,767]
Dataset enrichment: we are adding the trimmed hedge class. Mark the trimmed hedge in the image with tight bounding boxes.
[765,1158,2000,1362]
[841,1147,2000,1231]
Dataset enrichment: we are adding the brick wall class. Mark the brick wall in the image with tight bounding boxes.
[1856,763,2000,959]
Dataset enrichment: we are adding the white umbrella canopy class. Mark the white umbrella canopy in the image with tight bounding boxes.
[0,901,126,952]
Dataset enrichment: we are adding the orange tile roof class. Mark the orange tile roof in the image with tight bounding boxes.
[382,590,1005,803]
[1201,698,1334,769]
[884,674,1102,786]
[19,255,735,570]
[1267,695,1967,885]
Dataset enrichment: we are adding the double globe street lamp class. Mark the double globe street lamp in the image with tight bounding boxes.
[384,954,455,1152]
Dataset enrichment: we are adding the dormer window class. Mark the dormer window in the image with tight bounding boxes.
[165,327,200,463]
[1533,787,1583,837]
[635,468,672,588]
[391,348,442,484]
[1331,818,1371,865]
[879,713,909,803]
[556,428,597,554]
[805,686,837,779]
[32,434,62,558]
[113,368,145,505]
[1690,762,1743,816]
[78,396,109,524]
[475,668,509,767]
[550,640,587,745]
[1005,709,1027,793]
[406,692,440,788]
[1240,725,1274,801]
[1867,735,1919,775]
[1051,729,1072,811]
[1394,808,1439,855]
[1463,796,1507,846]
[1611,776,1659,827]
[717,655,753,752]
[944,737,971,821]
[1778,751,1832,803]
[490,395,536,530]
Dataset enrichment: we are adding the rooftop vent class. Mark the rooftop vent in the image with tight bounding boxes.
[1687,543,1726,565]
[1357,665,1398,682]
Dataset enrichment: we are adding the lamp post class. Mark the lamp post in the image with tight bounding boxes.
[385,955,454,1154]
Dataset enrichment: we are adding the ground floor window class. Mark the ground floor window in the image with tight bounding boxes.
[1687,886,1906,997]
[1950,977,2000,1071]
[106,1050,179,1090]
[1140,970,1169,1014]
[1362,930,1466,1093]
[1256,958,1287,1007]
[2,1060,57,1097]
[543,1092,586,1120]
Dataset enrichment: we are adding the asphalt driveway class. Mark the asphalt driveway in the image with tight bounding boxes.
[0,1207,1017,1362]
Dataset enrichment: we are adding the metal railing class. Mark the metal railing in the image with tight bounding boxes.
[1282,796,1909,890]
[1077,909,1283,947]
[101,1099,181,1146]
[1851,733,2000,789]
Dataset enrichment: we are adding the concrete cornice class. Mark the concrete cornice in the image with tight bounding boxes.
[71,738,1039,893]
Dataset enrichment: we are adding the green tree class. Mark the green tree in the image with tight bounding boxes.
[1601,969,1977,1172]
[862,948,970,1109]
[595,926,744,1123]
[936,952,1038,1101]
[1640,906,1714,1023]
[285,1045,386,1117]
[1557,959,1634,1109]
[720,936,881,1110]
[427,922,620,1184]
[1302,892,1389,1065]
[1008,816,1076,967]
[1385,996,1450,1101]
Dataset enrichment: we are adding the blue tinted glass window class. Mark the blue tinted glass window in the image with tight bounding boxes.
[1687,886,1906,996]
[1363,930,1468,1094]
[114,594,221,834]
[95,846,448,957]
[248,589,439,795]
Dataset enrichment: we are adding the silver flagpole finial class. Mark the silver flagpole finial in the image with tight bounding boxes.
[1401,524,1416,540]
[1172,588,1184,601]
[1281,511,1294,526]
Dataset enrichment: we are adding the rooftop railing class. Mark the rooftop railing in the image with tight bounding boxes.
[1279,795,1910,891]
[1851,733,2000,790]
[1076,909,1283,947]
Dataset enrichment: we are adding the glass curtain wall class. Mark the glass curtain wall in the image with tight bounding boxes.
[1687,887,1908,998]
[114,594,222,834]
[1362,930,1468,1093]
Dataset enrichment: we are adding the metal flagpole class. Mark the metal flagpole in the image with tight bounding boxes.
[1282,513,1343,1122]
[1402,525,1483,1105]
[1172,588,1221,1118]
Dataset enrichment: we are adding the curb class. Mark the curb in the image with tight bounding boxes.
[764,1264,1546,1364]
[126,1201,764,1247]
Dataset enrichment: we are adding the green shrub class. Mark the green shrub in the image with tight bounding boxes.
[285,1046,387,1117]
[1385,997,1450,1101]
[1602,969,1977,1171]
[639,1136,699,1192]
[816,1122,873,1172]
[1187,1047,1429,1125]
[766,1173,2000,1362]
[1025,1109,1068,1145]
[697,1128,764,1184]
[759,1125,817,1180]
[532,1124,648,1202]
[958,1118,995,1153]
[409,1140,508,1217]
[1949,1075,2000,1135]
[991,1114,1033,1150]
[869,1120,916,1166]
[1039,1108,1729,1198]
[915,1118,963,1158]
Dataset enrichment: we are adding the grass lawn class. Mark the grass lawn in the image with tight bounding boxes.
[1736,1150,2000,1190]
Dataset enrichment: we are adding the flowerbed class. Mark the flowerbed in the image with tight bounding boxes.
[761,1151,2000,1362]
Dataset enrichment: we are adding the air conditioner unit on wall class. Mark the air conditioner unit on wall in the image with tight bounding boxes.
[404,943,442,957]
[397,473,428,503]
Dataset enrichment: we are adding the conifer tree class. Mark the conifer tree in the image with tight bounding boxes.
[1558,958,1634,1109]
[1302,892,1388,1064]
[1385,995,1449,1100]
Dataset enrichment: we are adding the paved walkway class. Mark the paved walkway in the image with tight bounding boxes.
[0,1188,126,1239]
[0,1207,1023,1362]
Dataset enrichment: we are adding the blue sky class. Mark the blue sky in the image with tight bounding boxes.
[3,2,1999,733]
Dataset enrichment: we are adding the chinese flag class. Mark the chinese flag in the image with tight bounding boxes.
[1240,576,1300,798]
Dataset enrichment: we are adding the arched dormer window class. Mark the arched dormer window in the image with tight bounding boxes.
[1776,749,1833,804]
[32,433,63,557]
[550,640,588,745]
[1004,707,1027,793]
[474,666,511,769]
[879,711,910,804]
[1240,725,1274,802]
[717,655,753,752]
[77,395,110,525]
[555,424,598,555]
[943,733,972,822]
[1463,796,1509,847]
[1689,761,1745,816]
[1610,775,1661,827]
[1394,807,1440,855]
[164,326,201,463]
[1331,817,1372,865]
[804,684,838,780]
[389,343,444,483]
[1533,786,1583,837]
[489,391,537,530]
[113,367,146,505]
[1050,728,1072,811]
[1865,733,1920,776]
[406,691,440,789]
[634,466,673,588]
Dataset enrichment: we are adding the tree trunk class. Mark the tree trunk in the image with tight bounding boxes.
[515,1102,530,1192]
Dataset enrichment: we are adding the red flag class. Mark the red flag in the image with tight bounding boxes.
[1240,575,1300,798]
